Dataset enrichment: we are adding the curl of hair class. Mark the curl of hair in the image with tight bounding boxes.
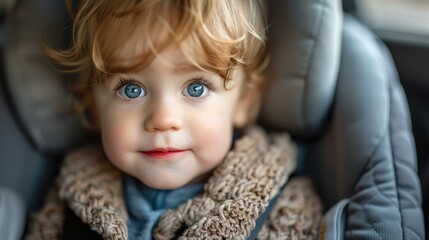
[46,0,268,129]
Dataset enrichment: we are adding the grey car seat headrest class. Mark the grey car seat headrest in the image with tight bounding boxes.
[3,0,342,154]
[261,0,342,136]
[4,0,90,154]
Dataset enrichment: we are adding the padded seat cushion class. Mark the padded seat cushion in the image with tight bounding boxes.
[262,0,342,136]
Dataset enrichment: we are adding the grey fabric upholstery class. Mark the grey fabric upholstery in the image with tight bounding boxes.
[0,54,58,214]
[345,17,424,238]
[0,187,25,240]
[318,199,349,240]
[3,0,89,154]
[262,0,342,136]
[306,16,424,239]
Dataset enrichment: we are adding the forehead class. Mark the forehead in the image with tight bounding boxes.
[112,32,224,77]
[94,3,244,83]
[136,45,207,76]
[111,41,245,87]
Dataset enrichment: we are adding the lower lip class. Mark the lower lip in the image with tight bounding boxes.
[141,150,188,159]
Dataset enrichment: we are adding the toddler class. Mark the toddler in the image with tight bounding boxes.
[26,0,322,239]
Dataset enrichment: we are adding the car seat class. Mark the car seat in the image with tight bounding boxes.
[0,0,425,239]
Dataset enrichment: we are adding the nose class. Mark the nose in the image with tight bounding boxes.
[144,95,183,132]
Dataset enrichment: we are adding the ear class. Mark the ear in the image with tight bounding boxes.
[233,82,261,128]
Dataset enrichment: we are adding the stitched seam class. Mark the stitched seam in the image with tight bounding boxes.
[300,0,328,129]
[372,140,399,207]
[403,225,421,239]
[362,200,383,240]
[360,143,384,239]
[348,133,385,239]
[356,137,397,206]
[386,51,423,238]
[386,50,405,240]
[350,129,385,196]
[389,114,405,240]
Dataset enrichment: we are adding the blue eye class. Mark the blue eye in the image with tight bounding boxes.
[118,83,146,99]
[185,82,208,98]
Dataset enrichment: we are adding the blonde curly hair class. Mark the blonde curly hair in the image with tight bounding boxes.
[46,0,268,129]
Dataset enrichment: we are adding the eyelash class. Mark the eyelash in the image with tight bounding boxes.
[113,76,215,94]
[114,77,142,91]
[188,76,214,91]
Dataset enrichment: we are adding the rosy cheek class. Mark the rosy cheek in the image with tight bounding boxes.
[100,116,131,164]
[195,116,232,160]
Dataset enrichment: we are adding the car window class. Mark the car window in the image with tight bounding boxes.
[356,0,429,45]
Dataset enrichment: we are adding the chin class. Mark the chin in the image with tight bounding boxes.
[141,178,189,190]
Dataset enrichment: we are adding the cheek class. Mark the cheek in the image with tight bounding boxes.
[196,117,231,143]
[98,105,139,166]
[101,116,127,163]
[194,93,241,150]
[191,108,234,161]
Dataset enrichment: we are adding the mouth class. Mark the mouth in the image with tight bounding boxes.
[140,148,188,159]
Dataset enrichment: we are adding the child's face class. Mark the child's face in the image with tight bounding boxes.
[93,44,254,189]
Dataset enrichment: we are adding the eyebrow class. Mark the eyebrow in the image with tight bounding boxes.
[172,64,201,74]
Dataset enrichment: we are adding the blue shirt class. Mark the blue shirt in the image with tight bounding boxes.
[124,176,203,240]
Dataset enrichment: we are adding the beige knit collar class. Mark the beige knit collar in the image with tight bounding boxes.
[57,126,297,239]
[58,143,128,239]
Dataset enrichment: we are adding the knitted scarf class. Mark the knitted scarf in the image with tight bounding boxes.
[26,126,322,240]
